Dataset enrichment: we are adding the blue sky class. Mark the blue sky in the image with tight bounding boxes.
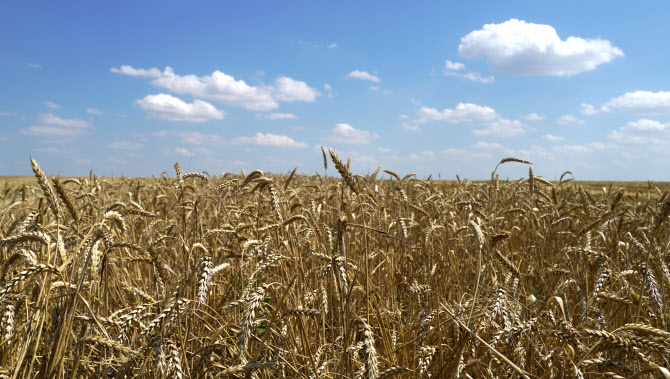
[2,1,670,180]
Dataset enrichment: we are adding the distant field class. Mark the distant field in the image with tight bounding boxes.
[3,175,670,200]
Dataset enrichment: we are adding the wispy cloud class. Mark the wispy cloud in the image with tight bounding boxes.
[44,101,61,109]
[27,63,42,69]
[87,108,103,115]
[473,118,526,136]
[232,133,307,148]
[523,113,546,121]
[20,113,92,138]
[443,60,494,83]
[345,70,381,83]
[557,114,584,125]
[109,141,143,150]
[542,134,565,142]
[328,123,379,144]
[37,113,90,127]
[258,113,297,120]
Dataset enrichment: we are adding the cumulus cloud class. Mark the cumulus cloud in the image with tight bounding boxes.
[345,70,381,83]
[135,93,225,122]
[109,141,143,150]
[416,103,498,123]
[444,60,494,83]
[603,91,670,114]
[557,114,584,125]
[232,133,307,148]
[328,123,379,144]
[458,19,623,76]
[112,65,319,111]
[542,134,565,142]
[44,101,61,109]
[87,108,103,115]
[524,113,546,121]
[473,118,526,136]
[272,76,319,102]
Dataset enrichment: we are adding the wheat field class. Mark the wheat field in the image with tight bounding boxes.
[0,153,669,378]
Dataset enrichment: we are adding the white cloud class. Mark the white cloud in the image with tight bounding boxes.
[272,76,319,102]
[109,141,143,150]
[37,113,90,127]
[458,72,495,83]
[551,142,610,154]
[473,141,509,151]
[87,108,103,115]
[523,113,546,121]
[175,147,195,156]
[445,60,466,71]
[474,118,526,136]
[112,65,319,111]
[579,103,600,116]
[324,83,332,91]
[370,86,380,91]
[107,157,129,165]
[27,63,42,69]
[444,60,494,83]
[259,113,297,120]
[377,147,391,153]
[441,147,468,155]
[0,111,17,117]
[345,70,381,83]
[458,19,623,76]
[20,113,92,137]
[401,122,422,132]
[232,133,307,148]
[44,101,61,109]
[21,126,87,136]
[408,150,436,161]
[557,114,584,125]
[542,134,565,142]
[608,119,670,145]
[135,93,225,122]
[603,91,670,114]
[328,43,338,49]
[417,103,498,123]
[111,65,163,77]
[329,123,379,144]
[152,130,226,146]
